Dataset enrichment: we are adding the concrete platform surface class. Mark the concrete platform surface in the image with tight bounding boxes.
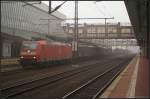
[1,58,19,65]
[1,58,21,72]
[100,54,149,98]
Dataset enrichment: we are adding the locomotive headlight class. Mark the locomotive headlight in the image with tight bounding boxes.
[20,56,24,58]
[33,56,36,59]
[27,50,31,53]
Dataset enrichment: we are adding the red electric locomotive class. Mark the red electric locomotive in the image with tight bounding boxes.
[19,40,72,66]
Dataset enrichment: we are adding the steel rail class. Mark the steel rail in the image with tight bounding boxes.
[93,59,131,99]
[62,58,132,99]
[2,57,108,90]
[2,58,112,98]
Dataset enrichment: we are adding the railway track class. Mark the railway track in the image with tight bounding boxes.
[62,57,132,99]
[1,55,134,99]
[2,56,109,84]
[1,57,114,99]
[2,57,106,88]
[2,55,105,73]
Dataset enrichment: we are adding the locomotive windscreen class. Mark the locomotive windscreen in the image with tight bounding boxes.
[22,41,37,50]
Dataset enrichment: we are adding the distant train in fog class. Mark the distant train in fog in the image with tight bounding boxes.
[19,40,72,66]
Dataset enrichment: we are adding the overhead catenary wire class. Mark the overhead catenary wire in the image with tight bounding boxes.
[101,2,112,18]
[93,2,106,17]
[50,1,67,14]
[94,1,113,18]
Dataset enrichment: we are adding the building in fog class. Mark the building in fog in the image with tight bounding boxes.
[63,22,136,48]
[1,1,66,58]
[63,22,134,34]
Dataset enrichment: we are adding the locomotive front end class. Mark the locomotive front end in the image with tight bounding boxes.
[20,41,38,65]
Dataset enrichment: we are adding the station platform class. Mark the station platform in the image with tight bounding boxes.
[100,54,149,98]
[1,58,21,72]
[1,58,19,66]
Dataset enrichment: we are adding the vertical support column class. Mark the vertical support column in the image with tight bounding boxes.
[117,22,121,38]
[0,32,2,59]
[95,26,98,39]
[48,20,50,34]
[83,23,87,42]
[146,1,150,59]
[141,39,143,56]
[143,39,146,57]
[67,23,70,33]
[105,18,108,37]
[73,1,78,57]
[105,19,108,48]
[49,1,51,14]
[76,1,78,56]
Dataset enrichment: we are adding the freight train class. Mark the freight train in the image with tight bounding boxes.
[19,40,72,66]
[19,40,113,66]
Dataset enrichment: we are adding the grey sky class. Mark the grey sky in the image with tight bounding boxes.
[42,1,131,24]
[41,1,139,53]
